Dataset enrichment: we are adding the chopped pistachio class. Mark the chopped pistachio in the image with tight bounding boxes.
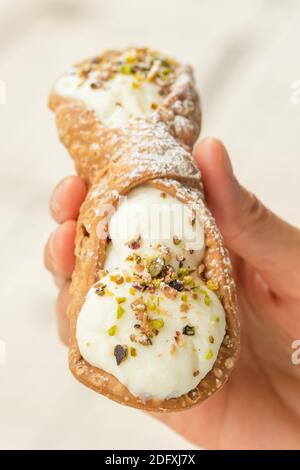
[160,192,167,198]
[175,333,184,347]
[119,64,131,74]
[129,287,136,296]
[124,52,137,64]
[110,274,124,285]
[181,293,188,302]
[197,264,205,277]
[116,297,126,304]
[150,318,164,329]
[130,333,152,346]
[169,280,183,291]
[157,244,170,258]
[180,303,189,313]
[148,256,165,278]
[105,289,114,297]
[207,280,219,291]
[152,279,161,289]
[130,297,147,315]
[114,344,128,365]
[147,301,157,311]
[209,335,215,344]
[132,80,141,89]
[141,270,152,283]
[130,347,137,357]
[206,349,213,360]
[134,70,144,82]
[95,283,106,296]
[125,276,132,283]
[132,280,146,291]
[204,294,211,306]
[117,305,125,319]
[135,263,145,273]
[173,235,182,245]
[126,234,141,250]
[162,67,171,75]
[167,56,178,67]
[182,275,194,286]
[107,325,117,336]
[147,60,160,80]
[163,285,177,300]
[182,324,195,336]
[178,267,188,277]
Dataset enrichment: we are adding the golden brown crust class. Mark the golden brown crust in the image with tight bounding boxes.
[49,47,239,411]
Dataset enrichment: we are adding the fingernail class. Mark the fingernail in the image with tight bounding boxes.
[201,136,215,144]
[49,231,56,262]
[51,177,71,220]
[51,186,63,218]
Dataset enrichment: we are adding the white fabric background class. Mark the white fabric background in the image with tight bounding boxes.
[0,0,299,449]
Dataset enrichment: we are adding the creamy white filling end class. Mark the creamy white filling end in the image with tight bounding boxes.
[76,187,226,400]
[55,72,163,127]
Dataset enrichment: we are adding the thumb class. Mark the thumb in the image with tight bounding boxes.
[194,137,300,297]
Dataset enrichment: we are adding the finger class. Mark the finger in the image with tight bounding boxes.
[44,231,55,274]
[194,137,300,297]
[56,282,71,345]
[50,176,87,223]
[44,220,77,279]
[44,236,66,287]
[54,275,67,289]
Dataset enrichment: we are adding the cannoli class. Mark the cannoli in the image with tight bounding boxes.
[49,47,240,411]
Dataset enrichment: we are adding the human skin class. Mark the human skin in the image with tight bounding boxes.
[44,137,300,450]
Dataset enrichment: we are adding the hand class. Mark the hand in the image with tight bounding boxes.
[44,138,300,450]
[44,175,87,344]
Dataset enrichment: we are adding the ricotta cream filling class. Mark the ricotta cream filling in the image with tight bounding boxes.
[55,72,163,127]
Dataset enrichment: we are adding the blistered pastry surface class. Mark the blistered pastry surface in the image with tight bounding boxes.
[49,47,239,411]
